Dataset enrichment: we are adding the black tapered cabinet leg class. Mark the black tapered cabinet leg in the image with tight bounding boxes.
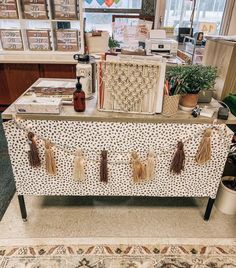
[18,195,27,222]
[204,198,215,221]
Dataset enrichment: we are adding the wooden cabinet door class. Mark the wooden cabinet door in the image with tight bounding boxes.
[4,64,40,103]
[0,64,11,106]
[40,64,76,79]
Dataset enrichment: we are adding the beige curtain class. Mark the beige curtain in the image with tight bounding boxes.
[220,0,236,35]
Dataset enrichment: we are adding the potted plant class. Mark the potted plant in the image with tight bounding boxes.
[215,177,236,215]
[108,37,120,53]
[166,65,217,111]
[215,141,236,215]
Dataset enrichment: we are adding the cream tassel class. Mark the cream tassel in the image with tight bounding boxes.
[73,148,85,181]
[196,128,212,165]
[145,149,155,180]
[44,140,57,175]
[131,151,143,183]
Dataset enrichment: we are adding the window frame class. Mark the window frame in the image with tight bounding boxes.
[84,8,141,14]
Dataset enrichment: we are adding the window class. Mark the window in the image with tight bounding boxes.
[164,0,227,34]
[84,0,142,34]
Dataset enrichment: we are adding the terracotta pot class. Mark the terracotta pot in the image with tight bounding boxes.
[179,93,199,108]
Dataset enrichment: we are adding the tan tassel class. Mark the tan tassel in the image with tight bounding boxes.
[100,149,108,183]
[27,132,41,168]
[145,149,155,180]
[131,151,143,182]
[73,148,85,181]
[45,140,57,175]
[196,128,212,165]
[170,141,185,174]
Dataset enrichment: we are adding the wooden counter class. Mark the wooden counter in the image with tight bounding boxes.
[0,52,76,64]
[2,78,236,125]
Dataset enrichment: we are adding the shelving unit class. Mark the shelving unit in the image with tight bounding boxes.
[0,0,84,54]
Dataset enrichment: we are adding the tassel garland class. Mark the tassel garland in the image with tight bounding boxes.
[100,149,108,183]
[44,140,57,175]
[145,149,155,180]
[170,141,185,174]
[131,151,144,182]
[73,148,85,181]
[195,128,212,165]
[27,132,41,168]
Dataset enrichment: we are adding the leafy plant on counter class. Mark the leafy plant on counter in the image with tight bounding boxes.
[108,37,120,48]
[165,65,218,95]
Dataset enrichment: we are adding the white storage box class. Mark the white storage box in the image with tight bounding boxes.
[14,96,62,114]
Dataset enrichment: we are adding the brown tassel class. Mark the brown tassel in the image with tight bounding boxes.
[196,128,212,165]
[100,149,108,183]
[73,148,85,181]
[131,151,143,182]
[45,140,57,175]
[170,141,185,174]
[27,132,41,168]
[145,149,155,180]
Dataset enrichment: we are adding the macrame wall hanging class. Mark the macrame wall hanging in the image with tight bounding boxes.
[97,60,166,114]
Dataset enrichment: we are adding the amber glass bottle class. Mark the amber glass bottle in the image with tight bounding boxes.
[73,77,85,112]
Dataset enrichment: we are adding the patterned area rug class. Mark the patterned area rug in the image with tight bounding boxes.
[0,244,236,268]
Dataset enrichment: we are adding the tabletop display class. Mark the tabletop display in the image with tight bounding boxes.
[2,78,235,222]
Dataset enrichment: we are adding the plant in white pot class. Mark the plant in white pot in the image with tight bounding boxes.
[215,177,236,215]
[108,37,120,53]
[215,141,236,215]
[166,65,217,111]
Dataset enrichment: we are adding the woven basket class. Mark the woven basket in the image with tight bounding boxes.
[162,95,180,117]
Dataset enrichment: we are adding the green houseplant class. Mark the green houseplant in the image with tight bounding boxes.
[166,65,217,110]
[108,37,120,53]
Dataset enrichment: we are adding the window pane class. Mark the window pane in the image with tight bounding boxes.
[85,13,139,34]
[84,0,142,9]
[164,0,226,34]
